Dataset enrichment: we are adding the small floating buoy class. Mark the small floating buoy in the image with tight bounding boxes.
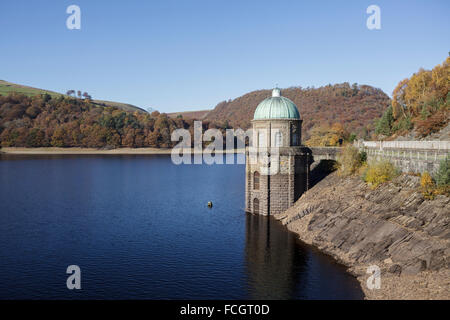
[207,201,213,208]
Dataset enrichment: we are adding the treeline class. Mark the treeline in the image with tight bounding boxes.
[375,56,449,138]
[0,93,226,148]
[205,83,390,140]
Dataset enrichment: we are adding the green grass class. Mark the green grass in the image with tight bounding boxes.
[0,80,146,113]
[0,80,61,98]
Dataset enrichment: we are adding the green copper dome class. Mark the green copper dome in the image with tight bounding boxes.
[253,88,300,120]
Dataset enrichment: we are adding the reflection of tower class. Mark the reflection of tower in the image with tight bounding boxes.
[244,213,306,299]
[245,88,312,215]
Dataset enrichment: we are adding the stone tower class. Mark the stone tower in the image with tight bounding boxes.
[245,88,312,215]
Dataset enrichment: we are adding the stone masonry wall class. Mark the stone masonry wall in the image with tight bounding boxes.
[364,148,449,174]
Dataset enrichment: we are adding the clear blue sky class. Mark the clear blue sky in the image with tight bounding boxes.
[0,0,449,112]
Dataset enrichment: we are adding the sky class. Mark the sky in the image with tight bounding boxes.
[0,0,449,113]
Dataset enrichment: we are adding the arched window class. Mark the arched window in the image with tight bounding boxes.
[274,132,283,147]
[291,124,299,146]
[292,134,298,146]
[253,171,260,190]
[253,198,259,214]
[258,131,265,147]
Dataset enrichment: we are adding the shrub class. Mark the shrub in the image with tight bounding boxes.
[364,160,400,188]
[420,172,435,199]
[336,145,366,176]
[421,172,434,188]
[359,150,367,163]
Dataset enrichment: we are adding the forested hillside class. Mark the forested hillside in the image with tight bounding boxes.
[375,56,449,139]
[204,83,390,141]
[3,55,445,150]
[0,93,222,148]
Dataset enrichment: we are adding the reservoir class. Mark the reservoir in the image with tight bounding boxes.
[0,154,363,299]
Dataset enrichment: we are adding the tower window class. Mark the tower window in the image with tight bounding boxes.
[292,134,298,146]
[258,131,265,147]
[274,132,283,147]
[291,124,299,146]
[253,171,260,190]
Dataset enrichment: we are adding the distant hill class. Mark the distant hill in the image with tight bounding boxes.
[0,80,147,113]
[0,92,225,149]
[204,83,391,139]
[167,110,210,119]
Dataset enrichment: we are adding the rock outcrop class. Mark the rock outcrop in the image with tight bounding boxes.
[274,172,450,299]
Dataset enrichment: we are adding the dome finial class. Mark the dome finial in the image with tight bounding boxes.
[272,87,281,97]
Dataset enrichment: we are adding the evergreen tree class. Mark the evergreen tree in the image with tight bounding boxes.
[375,106,394,136]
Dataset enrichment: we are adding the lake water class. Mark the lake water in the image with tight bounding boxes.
[0,154,363,299]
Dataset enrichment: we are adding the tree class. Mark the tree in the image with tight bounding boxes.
[305,122,349,147]
[434,158,449,187]
[375,106,394,136]
[387,56,449,138]
[51,127,66,147]
[151,111,160,118]
[147,129,161,147]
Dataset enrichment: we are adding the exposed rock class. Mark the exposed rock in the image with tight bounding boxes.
[274,172,450,299]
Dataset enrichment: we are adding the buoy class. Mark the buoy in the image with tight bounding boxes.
[207,201,213,208]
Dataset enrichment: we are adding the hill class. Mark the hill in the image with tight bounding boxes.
[0,80,146,113]
[204,83,391,140]
[0,92,225,149]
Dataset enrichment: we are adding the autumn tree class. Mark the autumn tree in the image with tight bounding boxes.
[386,55,449,138]
[305,123,350,147]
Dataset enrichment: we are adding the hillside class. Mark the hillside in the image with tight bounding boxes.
[0,93,224,149]
[0,80,146,113]
[167,110,210,119]
[374,56,449,140]
[204,83,390,139]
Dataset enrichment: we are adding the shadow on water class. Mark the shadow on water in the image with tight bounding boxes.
[244,213,364,300]
[309,160,337,188]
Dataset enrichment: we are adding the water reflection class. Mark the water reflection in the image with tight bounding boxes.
[245,213,307,299]
[244,213,364,300]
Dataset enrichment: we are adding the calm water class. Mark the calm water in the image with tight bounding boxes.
[0,154,363,299]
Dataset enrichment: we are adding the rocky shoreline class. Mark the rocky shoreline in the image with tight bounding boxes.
[274,172,449,300]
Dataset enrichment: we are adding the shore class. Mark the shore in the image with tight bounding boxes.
[0,147,245,155]
[274,172,449,300]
